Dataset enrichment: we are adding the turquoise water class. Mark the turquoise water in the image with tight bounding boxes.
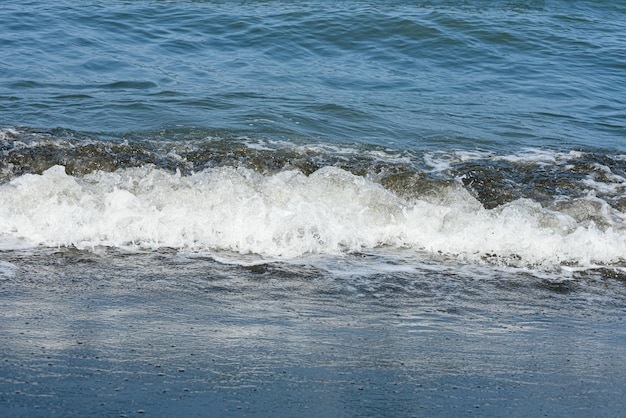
[1,2,626,415]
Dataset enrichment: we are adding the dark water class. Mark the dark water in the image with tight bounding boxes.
[1,0,626,416]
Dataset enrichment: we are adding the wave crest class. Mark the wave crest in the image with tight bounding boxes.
[1,164,624,269]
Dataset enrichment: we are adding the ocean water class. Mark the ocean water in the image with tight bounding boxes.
[1,0,626,416]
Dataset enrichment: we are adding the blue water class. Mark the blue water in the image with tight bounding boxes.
[2,0,624,151]
[2,2,626,415]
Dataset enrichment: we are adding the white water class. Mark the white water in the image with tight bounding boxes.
[0,165,625,268]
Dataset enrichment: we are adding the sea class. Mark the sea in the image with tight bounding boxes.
[1,1,626,416]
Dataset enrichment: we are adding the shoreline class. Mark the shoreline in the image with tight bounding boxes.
[2,268,625,417]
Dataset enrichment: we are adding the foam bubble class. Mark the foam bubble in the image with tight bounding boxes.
[581,164,626,194]
[0,165,624,268]
[423,148,587,173]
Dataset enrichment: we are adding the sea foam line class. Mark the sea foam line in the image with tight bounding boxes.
[0,165,624,267]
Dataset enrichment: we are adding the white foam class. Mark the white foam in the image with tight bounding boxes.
[581,163,626,194]
[423,150,491,172]
[0,127,22,138]
[0,165,624,268]
[423,148,587,173]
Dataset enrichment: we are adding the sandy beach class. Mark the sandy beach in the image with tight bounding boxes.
[2,251,625,417]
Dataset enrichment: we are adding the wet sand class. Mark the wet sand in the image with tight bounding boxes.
[1,253,626,417]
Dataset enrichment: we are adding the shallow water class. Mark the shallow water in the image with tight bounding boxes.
[2,248,626,416]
